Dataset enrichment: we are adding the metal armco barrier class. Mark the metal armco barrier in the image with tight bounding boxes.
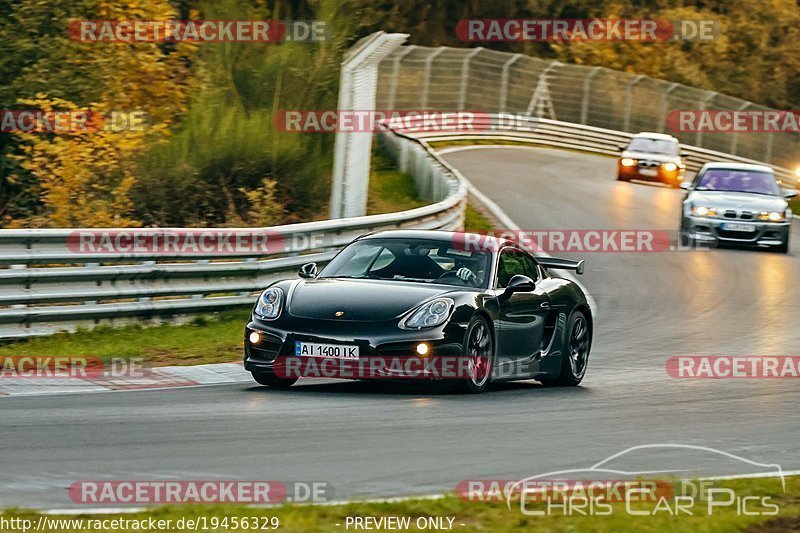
[0,129,467,339]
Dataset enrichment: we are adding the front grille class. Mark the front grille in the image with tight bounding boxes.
[722,209,756,220]
[637,160,660,169]
[718,229,757,240]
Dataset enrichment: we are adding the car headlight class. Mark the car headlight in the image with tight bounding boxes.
[692,206,717,217]
[759,211,785,222]
[620,158,637,167]
[255,287,283,319]
[400,298,454,329]
[662,162,678,172]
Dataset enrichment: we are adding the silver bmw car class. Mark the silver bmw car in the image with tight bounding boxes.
[679,163,796,253]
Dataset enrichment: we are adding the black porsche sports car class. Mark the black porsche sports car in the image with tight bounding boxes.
[244,230,593,393]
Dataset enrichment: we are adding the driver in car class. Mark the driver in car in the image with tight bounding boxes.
[453,259,482,286]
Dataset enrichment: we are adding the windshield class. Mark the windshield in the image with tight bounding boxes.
[319,238,492,288]
[696,169,781,195]
[627,138,679,155]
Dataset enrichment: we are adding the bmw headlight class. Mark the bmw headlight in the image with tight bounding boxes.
[692,205,717,217]
[400,298,454,329]
[255,287,283,319]
[759,211,786,222]
[662,162,678,172]
[620,158,637,167]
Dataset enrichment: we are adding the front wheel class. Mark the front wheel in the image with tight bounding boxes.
[774,231,790,254]
[539,309,591,387]
[456,316,494,394]
[679,218,694,248]
[251,371,297,389]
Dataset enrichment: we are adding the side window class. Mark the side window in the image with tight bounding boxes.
[520,253,540,282]
[496,249,526,288]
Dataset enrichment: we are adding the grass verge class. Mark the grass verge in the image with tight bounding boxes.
[1,477,797,532]
[0,309,250,366]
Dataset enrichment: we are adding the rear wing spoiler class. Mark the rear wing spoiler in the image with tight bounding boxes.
[537,257,585,275]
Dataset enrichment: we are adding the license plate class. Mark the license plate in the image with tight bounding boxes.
[722,223,756,232]
[639,169,658,176]
[295,341,359,359]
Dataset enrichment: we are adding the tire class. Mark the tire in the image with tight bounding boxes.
[679,218,694,248]
[251,371,297,389]
[456,315,494,394]
[539,309,591,387]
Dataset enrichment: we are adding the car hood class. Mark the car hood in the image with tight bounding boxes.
[688,190,788,212]
[287,278,457,322]
[621,151,681,163]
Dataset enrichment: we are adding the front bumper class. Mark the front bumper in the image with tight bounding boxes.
[243,316,468,379]
[618,163,683,185]
[683,216,790,247]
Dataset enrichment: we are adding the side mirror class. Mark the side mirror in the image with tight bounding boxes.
[679,181,692,190]
[680,153,690,159]
[298,262,318,279]
[503,274,535,298]
[783,189,798,199]
[618,144,628,152]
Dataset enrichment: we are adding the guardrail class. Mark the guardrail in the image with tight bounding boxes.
[0,129,467,339]
[402,114,799,184]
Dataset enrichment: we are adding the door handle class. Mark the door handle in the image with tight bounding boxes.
[539,302,550,309]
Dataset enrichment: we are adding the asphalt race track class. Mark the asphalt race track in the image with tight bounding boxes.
[2,146,799,509]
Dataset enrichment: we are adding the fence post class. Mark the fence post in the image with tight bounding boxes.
[695,91,718,148]
[730,102,751,155]
[526,61,560,119]
[498,53,522,113]
[330,32,408,219]
[623,75,643,132]
[765,131,774,164]
[457,48,482,111]
[580,67,602,125]
[421,47,446,109]
[385,45,416,110]
[658,83,678,132]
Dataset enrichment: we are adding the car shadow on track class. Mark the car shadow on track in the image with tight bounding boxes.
[243,379,594,398]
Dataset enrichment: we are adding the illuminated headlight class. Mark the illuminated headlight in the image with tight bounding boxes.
[662,162,678,172]
[401,298,454,329]
[692,206,717,217]
[759,211,785,222]
[620,158,637,167]
[255,287,283,319]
